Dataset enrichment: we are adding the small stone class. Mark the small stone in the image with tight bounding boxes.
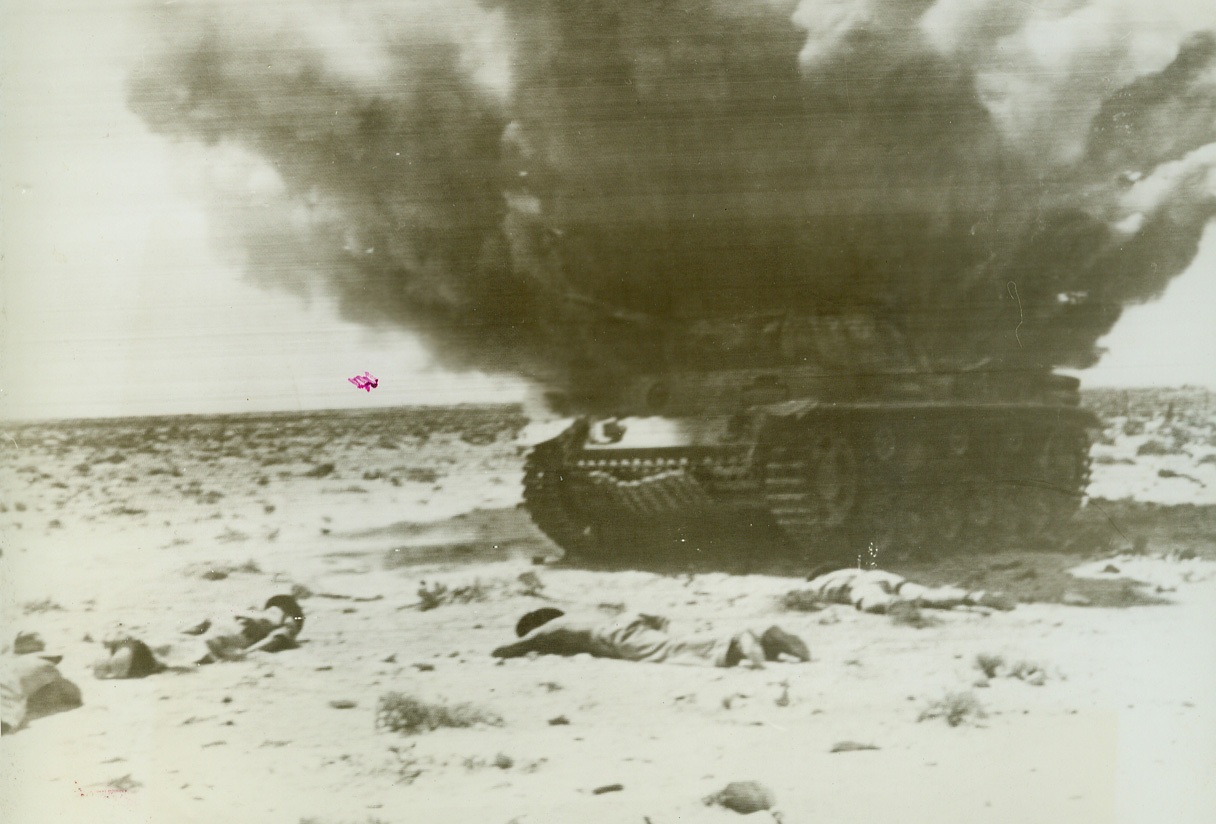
[548,715,570,726]
[708,781,776,814]
[1102,564,1120,574]
[592,784,624,795]
[831,741,879,753]
[412,662,435,672]
[382,654,396,664]
[329,699,357,710]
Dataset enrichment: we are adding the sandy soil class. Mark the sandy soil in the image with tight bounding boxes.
[2,398,1215,824]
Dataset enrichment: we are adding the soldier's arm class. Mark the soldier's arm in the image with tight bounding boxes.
[246,627,298,654]
[491,637,541,659]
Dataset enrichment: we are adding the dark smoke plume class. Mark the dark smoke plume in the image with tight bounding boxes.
[128,0,1216,407]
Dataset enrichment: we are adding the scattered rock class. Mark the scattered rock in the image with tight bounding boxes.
[1061,591,1092,607]
[493,753,514,769]
[201,570,228,581]
[1136,439,1171,456]
[382,654,397,664]
[1158,468,1204,485]
[1102,564,1121,574]
[329,699,358,710]
[548,715,570,726]
[592,784,624,795]
[518,571,545,596]
[412,663,435,672]
[831,741,879,753]
[303,463,336,478]
[721,693,750,710]
[707,781,776,814]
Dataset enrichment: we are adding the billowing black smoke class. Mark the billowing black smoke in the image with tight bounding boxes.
[127,0,1216,404]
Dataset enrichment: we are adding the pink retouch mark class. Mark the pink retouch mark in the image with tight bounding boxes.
[348,372,379,392]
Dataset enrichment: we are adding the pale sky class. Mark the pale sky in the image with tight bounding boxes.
[1,1,1213,421]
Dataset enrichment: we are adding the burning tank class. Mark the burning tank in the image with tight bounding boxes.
[522,299,1098,562]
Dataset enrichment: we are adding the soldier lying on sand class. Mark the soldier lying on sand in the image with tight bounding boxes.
[93,594,305,679]
[492,608,810,669]
[795,568,1016,614]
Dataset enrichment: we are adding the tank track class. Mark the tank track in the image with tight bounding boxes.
[521,426,601,559]
[524,410,1093,562]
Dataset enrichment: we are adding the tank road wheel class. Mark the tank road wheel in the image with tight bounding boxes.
[854,492,901,565]
[1039,432,1088,490]
[946,428,971,460]
[1018,489,1058,550]
[963,487,1000,544]
[808,433,859,528]
[871,425,899,463]
[899,493,937,558]
[929,493,967,552]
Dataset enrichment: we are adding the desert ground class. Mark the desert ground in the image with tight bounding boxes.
[2,391,1215,824]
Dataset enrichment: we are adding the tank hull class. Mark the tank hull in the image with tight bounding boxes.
[523,400,1097,562]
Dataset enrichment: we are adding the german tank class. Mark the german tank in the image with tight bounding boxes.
[522,306,1097,563]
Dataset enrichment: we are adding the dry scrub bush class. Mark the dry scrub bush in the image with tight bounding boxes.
[975,653,1006,679]
[375,692,502,736]
[416,580,491,611]
[22,598,65,615]
[918,692,986,727]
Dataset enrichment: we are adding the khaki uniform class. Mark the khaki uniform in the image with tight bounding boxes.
[192,612,298,662]
[493,613,740,667]
[802,568,995,613]
[1,655,82,734]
